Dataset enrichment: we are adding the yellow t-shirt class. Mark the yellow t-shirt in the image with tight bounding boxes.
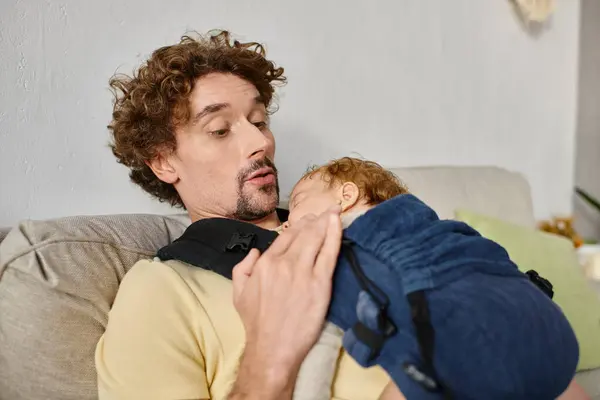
[95,259,390,400]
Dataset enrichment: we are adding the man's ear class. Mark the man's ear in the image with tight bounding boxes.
[339,182,360,212]
[145,152,179,184]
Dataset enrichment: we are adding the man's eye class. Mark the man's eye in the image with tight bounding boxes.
[210,129,229,137]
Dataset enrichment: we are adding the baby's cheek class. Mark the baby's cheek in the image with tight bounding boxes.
[320,199,339,214]
[288,205,315,226]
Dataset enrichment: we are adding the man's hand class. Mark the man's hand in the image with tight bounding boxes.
[229,206,342,399]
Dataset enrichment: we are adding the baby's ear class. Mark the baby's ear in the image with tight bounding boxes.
[340,182,360,211]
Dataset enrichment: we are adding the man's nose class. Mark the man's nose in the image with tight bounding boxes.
[241,121,271,160]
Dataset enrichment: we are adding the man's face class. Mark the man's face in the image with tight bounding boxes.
[160,73,279,221]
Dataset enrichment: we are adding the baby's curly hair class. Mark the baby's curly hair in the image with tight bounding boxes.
[303,157,409,205]
[108,30,286,207]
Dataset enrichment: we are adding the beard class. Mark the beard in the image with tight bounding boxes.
[232,157,280,221]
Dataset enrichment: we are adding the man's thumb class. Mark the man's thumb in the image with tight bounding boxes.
[232,248,260,302]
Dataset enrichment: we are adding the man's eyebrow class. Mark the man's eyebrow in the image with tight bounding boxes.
[254,94,266,105]
[191,95,265,125]
[191,103,228,125]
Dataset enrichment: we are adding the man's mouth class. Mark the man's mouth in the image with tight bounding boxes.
[245,167,276,185]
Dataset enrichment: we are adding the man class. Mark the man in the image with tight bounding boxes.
[95,30,392,399]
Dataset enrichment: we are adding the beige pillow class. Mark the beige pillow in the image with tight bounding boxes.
[0,214,187,400]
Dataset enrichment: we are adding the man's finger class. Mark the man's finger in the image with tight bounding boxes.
[314,209,343,280]
[326,204,342,215]
[232,248,260,302]
[287,213,330,272]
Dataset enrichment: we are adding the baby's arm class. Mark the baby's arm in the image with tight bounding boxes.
[293,322,343,400]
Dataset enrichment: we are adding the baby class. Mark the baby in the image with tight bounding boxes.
[289,158,409,400]
[288,157,579,400]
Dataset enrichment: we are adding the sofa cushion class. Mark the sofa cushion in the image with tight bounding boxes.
[0,214,188,400]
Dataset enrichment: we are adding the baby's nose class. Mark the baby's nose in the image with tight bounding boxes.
[282,221,291,231]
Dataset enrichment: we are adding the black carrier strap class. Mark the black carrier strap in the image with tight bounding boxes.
[406,291,453,399]
[157,217,279,279]
[341,240,396,362]
[526,269,554,298]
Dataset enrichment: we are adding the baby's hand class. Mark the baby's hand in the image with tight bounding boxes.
[284,205,342,232]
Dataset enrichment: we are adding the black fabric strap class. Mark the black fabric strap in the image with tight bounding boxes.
[341,239,397,361]
[341,239,391,309]
[157,217,278,279]
[525,269,554,299]
[407,290,453,399]
[352,322,386,361]
[407,291,436,372]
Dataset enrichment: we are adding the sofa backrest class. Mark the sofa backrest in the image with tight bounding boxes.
[389,166,536,227]
[0,165,535,400]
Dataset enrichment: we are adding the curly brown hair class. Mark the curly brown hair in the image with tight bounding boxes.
[302,157,409,205]
[108,30,286,207]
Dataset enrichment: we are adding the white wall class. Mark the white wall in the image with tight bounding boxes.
[574,0,600,241]
[0,0,581,227]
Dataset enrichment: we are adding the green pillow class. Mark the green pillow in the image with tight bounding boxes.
[455,208,600,371]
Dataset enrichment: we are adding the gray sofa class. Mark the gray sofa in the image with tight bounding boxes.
[0,166,598,399]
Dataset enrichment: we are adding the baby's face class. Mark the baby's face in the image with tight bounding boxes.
[287,176,340,226]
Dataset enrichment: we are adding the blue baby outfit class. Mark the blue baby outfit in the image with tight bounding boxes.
[326,194,579,399]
